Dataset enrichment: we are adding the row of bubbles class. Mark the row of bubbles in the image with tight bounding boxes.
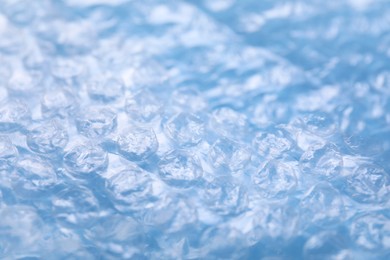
[0,0,389,258]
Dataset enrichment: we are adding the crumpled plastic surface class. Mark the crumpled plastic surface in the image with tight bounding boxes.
[0,0,389,259]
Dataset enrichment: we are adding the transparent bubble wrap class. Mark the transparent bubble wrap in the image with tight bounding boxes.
[0,0,389,259]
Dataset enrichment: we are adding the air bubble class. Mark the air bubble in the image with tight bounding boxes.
[88,78,124,102]
[41,89,78,119]
[159,150,202,187]
[163,112,204,147]
[252,160,298,199]
[210,107,249,140]
[252,130,292,159]
[76,108,117,138]
[13,155,58,198]
[52,185,100,228]
[116,127,158,162]
[27,120,68,154]
[106,166,156,213]
[63,144,108,176]
[0,100,31,132]
[125,89,163,123]
[209,138,251,172]
[342,163,390,204]
[300,143,343,180]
